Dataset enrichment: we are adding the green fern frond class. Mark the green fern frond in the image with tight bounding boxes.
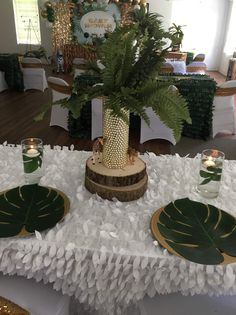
[41,7,191,143]
[151,90,189,141]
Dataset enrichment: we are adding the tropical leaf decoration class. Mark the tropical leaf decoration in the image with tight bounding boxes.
[23,154,42,173]
[41,5,191,143]
[151,198,236,265]
[200,166,222,185]
[0,185,70,238]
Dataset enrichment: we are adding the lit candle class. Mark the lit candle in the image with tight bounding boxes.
[203,156,215,168]
[25,145,40,157]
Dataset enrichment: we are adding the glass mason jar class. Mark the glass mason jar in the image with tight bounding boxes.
[21,138,44,184]
[197,149,225,198]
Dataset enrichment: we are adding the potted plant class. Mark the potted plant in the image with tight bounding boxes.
[168,23,185,52]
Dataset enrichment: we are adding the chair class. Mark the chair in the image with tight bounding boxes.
[91,100,176,145]
[140,108,176,145]
[0,71,8,92]
[160,63,174,74]
[186,61,207,74]
[164,60,186,74]
[91,97,103,140]
[0,273,70,315]
[72,57,87,78]
[21,57,48,91]
[212,80,236,137]
[193,53,205,62]
[165,51,187,62]
[48,76,72,131]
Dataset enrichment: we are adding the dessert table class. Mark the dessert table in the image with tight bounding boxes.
[1,144,236,315]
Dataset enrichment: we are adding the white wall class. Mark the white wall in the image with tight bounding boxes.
[0,1,18,53]
[148,0,172,30]
[149,0,230,72]
[219,0,235,75]
[0,0,232,73]
[0,0,52,58]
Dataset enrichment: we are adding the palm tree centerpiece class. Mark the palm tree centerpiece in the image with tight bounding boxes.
[60,6,191,201]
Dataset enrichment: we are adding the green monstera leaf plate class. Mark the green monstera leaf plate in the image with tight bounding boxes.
[151,198,236,265]
[0,184,70,237]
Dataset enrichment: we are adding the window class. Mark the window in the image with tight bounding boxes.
[170,0,218,53]
[13,0,41,45]
[224,1,236,55]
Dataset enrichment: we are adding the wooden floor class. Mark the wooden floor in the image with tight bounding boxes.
[0,70,230,155]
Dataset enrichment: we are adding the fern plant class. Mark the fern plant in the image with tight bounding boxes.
[59,6,191,141]
[168,23,185,51]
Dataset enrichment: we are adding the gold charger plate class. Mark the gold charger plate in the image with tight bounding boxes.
[0,296,30,315]
[0,185,70,237]
[150,198,236,265]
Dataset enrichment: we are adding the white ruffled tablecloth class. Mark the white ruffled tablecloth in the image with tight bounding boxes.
[1,144,236,315]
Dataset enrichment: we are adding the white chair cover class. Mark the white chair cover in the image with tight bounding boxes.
[74,68,86,78]
[165,60,186,74]
[91,102,176,144]
[91,98,103,140]
[73,58,86,78]
[140,108,176,145]
[186,61,207,74]
[193,53,205,62]
[48,76,70,131]
[0,273,70,315]
[73,58,86,65]
[160,62,174,74]
[0,71,8,92]
[212,80,236,137]
[220,80,236,88]
[21,57,48,92]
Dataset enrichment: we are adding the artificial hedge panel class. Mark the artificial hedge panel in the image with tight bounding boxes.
[68,74,217,140]
[68,74,100,139]
[68,101,92,139]
[175,76,217,139]
[0,53,24,91]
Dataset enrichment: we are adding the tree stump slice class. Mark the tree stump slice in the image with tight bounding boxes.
[85,156,148,201]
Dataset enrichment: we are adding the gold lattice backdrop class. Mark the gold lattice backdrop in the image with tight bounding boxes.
[52,2,73,50]
[49,0,148,49]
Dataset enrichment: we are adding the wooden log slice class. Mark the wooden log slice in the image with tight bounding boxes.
[85,156,147,187]
[85,174,148,202]
[84,156,148,201]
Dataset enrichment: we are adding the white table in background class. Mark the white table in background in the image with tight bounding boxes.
[165,59,186,74]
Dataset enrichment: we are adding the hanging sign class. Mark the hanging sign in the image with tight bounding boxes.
[80,11,116,37]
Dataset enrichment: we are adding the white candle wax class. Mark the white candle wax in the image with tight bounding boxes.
[203,157,215,168]
[25,147,40,157]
